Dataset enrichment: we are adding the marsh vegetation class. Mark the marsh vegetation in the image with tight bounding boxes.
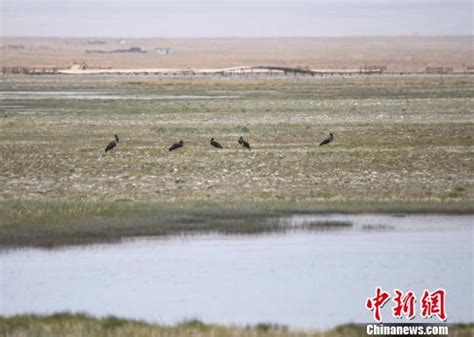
[1,314,473,337]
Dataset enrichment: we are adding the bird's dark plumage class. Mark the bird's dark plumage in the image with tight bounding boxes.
[169,140,184,152]
[105,134,119,152]
[319,133,334,146]
[210,138,223,149]
[238,136,251,150]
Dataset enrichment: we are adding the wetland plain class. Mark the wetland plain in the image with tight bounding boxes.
[1,73,473,336]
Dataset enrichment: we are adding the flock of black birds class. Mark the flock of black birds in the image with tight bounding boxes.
[104,133,334,153]
[167,136,252,152]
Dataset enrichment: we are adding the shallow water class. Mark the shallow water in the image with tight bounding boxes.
[0,214,472,329]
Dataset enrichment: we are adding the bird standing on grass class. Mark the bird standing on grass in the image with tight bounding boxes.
[238,136,251,150]
[105,134,119,152]
[169,140,184,152]
[210,138,223,149]
[319,133,334,146]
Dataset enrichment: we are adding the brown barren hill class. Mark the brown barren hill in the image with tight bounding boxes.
[0,36,472,72]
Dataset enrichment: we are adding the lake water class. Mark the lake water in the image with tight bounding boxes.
[0,214,472,329]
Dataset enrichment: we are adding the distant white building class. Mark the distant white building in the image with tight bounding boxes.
[155,47,171,55]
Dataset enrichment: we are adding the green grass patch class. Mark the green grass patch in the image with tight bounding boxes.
[0,199,472,248]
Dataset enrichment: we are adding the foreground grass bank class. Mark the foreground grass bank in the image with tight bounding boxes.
[1,314,473,337]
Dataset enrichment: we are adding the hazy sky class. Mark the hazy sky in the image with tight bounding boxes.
[1,0,472,37]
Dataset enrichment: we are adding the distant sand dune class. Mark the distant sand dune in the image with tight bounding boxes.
[1,36,472,72]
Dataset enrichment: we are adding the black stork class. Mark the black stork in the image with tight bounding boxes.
[210,138,223,149]
[169,140,184,152]
[238,136,251,150]
[319,133,334,146]
[105,134,119,152]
